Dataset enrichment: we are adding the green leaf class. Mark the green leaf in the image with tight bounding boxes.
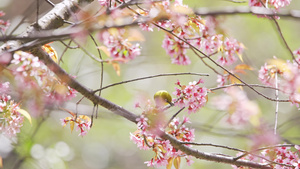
[17,109,32,125]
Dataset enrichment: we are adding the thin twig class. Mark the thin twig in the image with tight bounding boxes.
[180,142,246,152]
[89,33,103,119]
[210,83,282,92]
[191,47,222,75]
[211,83,290,102]
[58,40,72,64]
[272,17,299,64]
[59,40,79,49]
[93,73,209,93]
[72,40,104,63]
[89,34,104,97]
[274,73,279,134]
[164,107,185,129]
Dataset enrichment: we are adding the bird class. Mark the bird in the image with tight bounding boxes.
[153,90,173,107]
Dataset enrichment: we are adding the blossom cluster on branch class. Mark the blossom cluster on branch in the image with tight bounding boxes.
[0,48,77,136]
[233,145,300,169]
[249,0,291,9]
[0,82,24,138]
[131,98,194,168]
[258,48,300,105]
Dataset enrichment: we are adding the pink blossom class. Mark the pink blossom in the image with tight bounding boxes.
[0,82,25,138]
[11,51,77,106]
[98,29,141,61]
[61,115,91,137]
[131,108,195,168]
[136,114,149,133]
[250,124,280,150]
[155,3,244,66]
[98,0,124,8]
[234,145,300,169]
[278,59,300,105]
[0,82,10,94]
[270,0,291,9]
[0,11,9,32]
[217,38,243,66]
[139,23,154,32]
[0,52,12,65]
[249,0,291,9]
[199,34,223,55]
[173,79,208,114]
[258,63,278,86]
[211,87,260,126]
[216,75,227,87]
[162,34,191,65]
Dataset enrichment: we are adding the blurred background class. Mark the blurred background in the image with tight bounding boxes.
[1,0,300,168]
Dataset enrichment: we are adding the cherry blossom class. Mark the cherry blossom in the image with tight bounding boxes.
[258,63,279,87]
[249,0,291,9]
[0,82,24,138]
[61,115,91,136]
[233,145,300,169]
[211,87,260,126]
[173,79,208,114]
[11,51,77,105]
[0,11,9,32]
[217,74,227,87]
[98,0,126,8]
[217,37,244,66]
[131,99,195,168]
[98,28,141,61]
[258,51,300,105]
[162,34,191,65]
[250,124,280,150]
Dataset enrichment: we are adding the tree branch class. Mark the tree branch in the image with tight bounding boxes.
[161,134,272,169]
[194,6,300,19]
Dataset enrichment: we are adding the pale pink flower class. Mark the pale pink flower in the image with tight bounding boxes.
[173,79,208,114]
[0,82,25,138]
[250,124,280,150]
[11,51,77,106]
[98,29,141,61]
[258,63,278,86]
[216,75,227,87]
[61,115,91,137]
[131,110,195,168]
[249,0,291,9]
[200,34,223,55]
[0,11,9,32]
[233,145,300,169]
[162,34,191,65]
[0,52,12,65]
[139,23,154,32]
[217,38,243,66]
[211,87,259,126]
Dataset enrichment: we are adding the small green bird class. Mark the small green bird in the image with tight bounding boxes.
[154,90,172,107]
